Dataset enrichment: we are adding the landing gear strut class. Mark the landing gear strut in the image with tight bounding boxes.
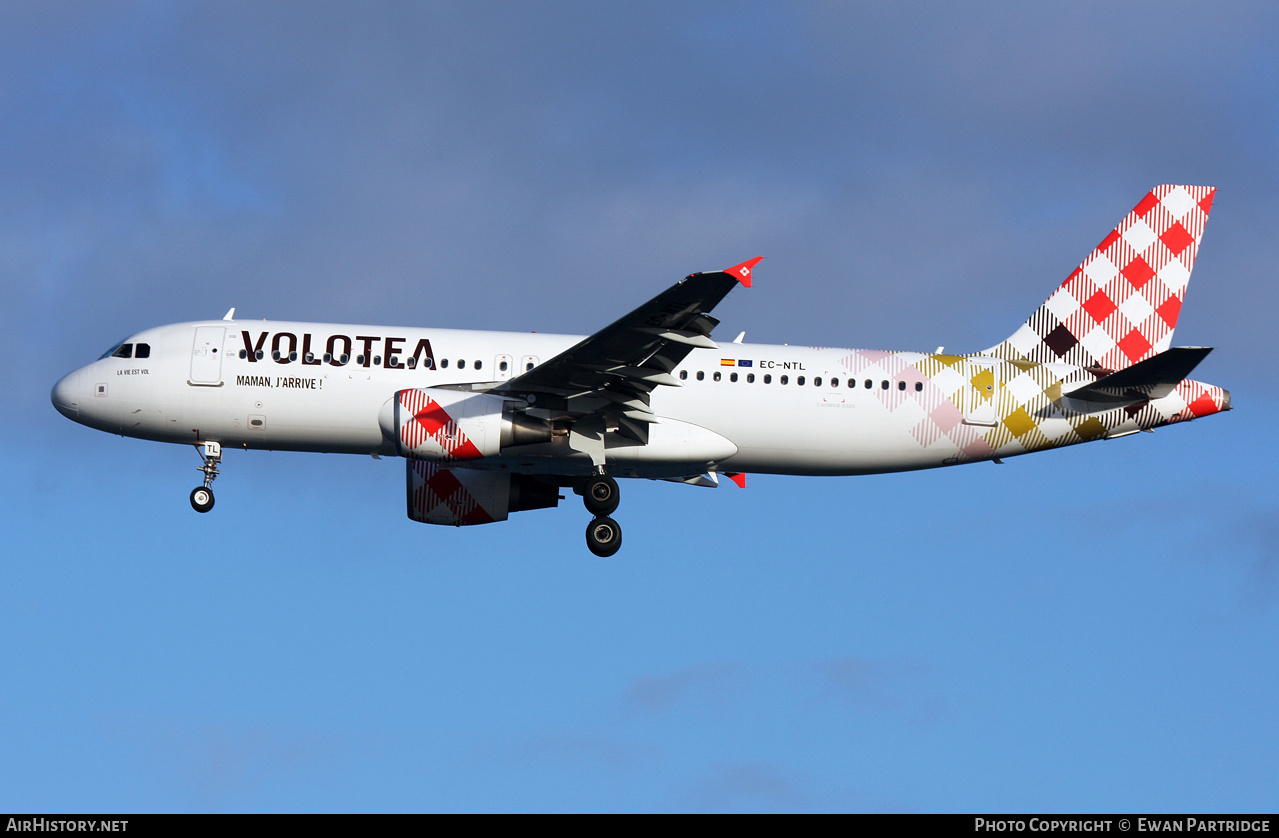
[581,469,622,557]
[191,441,221,513]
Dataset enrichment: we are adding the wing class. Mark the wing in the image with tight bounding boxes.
[491,257,761,445]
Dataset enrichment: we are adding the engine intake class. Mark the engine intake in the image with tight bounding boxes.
[380,388,550,461]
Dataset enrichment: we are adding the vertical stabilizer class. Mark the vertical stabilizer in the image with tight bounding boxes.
[987,185,1215,370]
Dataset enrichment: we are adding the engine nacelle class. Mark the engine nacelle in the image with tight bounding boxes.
[380,388,551,462]
[407,460,559,526]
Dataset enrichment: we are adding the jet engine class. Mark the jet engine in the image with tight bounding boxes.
[379,388,551,461]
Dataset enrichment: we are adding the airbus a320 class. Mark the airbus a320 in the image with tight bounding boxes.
[52,185,1231,556]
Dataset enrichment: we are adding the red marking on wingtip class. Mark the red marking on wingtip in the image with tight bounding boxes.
[725,257,763,287]
[726,472,746,488]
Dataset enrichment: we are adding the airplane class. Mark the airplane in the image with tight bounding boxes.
[51,185,1230,556]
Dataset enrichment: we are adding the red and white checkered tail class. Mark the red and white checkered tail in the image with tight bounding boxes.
[988,185,1216,371]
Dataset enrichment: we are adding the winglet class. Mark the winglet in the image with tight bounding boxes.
[726,472,746,488]
[725,257,763,287]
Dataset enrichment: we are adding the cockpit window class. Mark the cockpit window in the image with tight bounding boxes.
[98,340,151,360]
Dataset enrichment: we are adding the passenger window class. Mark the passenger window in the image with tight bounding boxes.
[915,381,923,392]
[458,360,466,369]
[680,370,688,380]
[781,375,789,385]
[713,371,721,382]
[898,381,906,390]
[255,350,264,361]
[764,374,772,384]
[848,379,855,388]
[407,357,416,368]
[696,371,705,381]
[814,377,822,387]
[830,378,837,388]
[240,350,248,359]
[373,356,381,366]
[881,380,889,389]
[797,376,806,386]
[475,360,482,370]
[730,372,738,382]
[747,373,755,383]
[135,343,150,359]
[290,351,298,362]
[112,344,133,359]
[864,379,872,389]
[441,359,449,368]
[339,353,349,365]
[357,355,366,365]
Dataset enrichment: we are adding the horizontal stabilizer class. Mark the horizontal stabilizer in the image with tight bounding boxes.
[1063,346,1212,408]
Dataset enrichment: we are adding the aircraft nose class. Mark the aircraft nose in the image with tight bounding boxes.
[51,369,82,419]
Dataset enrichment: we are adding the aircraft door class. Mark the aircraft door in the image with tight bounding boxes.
[962,359,999,426]
[190,326,226,386]
[494,354,514,380]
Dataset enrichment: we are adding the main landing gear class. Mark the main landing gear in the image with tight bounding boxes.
[190,441,221,513]
[581,471,622,557]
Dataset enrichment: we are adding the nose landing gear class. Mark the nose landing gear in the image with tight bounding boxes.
[581,470,622,557]
[190,441,221,513]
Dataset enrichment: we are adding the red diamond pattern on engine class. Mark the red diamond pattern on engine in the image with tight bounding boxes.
[408,460,495,525]
[399,388,484,460]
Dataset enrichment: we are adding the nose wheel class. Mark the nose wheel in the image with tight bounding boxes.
[191,441,222,514]
[190,486,215,513]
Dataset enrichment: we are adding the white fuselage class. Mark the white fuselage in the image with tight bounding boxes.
[52,318,1222,482]
[51,319,1000,477]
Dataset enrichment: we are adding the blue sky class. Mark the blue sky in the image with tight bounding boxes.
[3,2,1276,812]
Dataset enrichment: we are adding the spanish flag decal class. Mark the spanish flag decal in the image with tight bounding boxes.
[720,359,736,367]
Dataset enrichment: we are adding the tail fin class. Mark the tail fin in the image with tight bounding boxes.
[987,185,1215,370]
